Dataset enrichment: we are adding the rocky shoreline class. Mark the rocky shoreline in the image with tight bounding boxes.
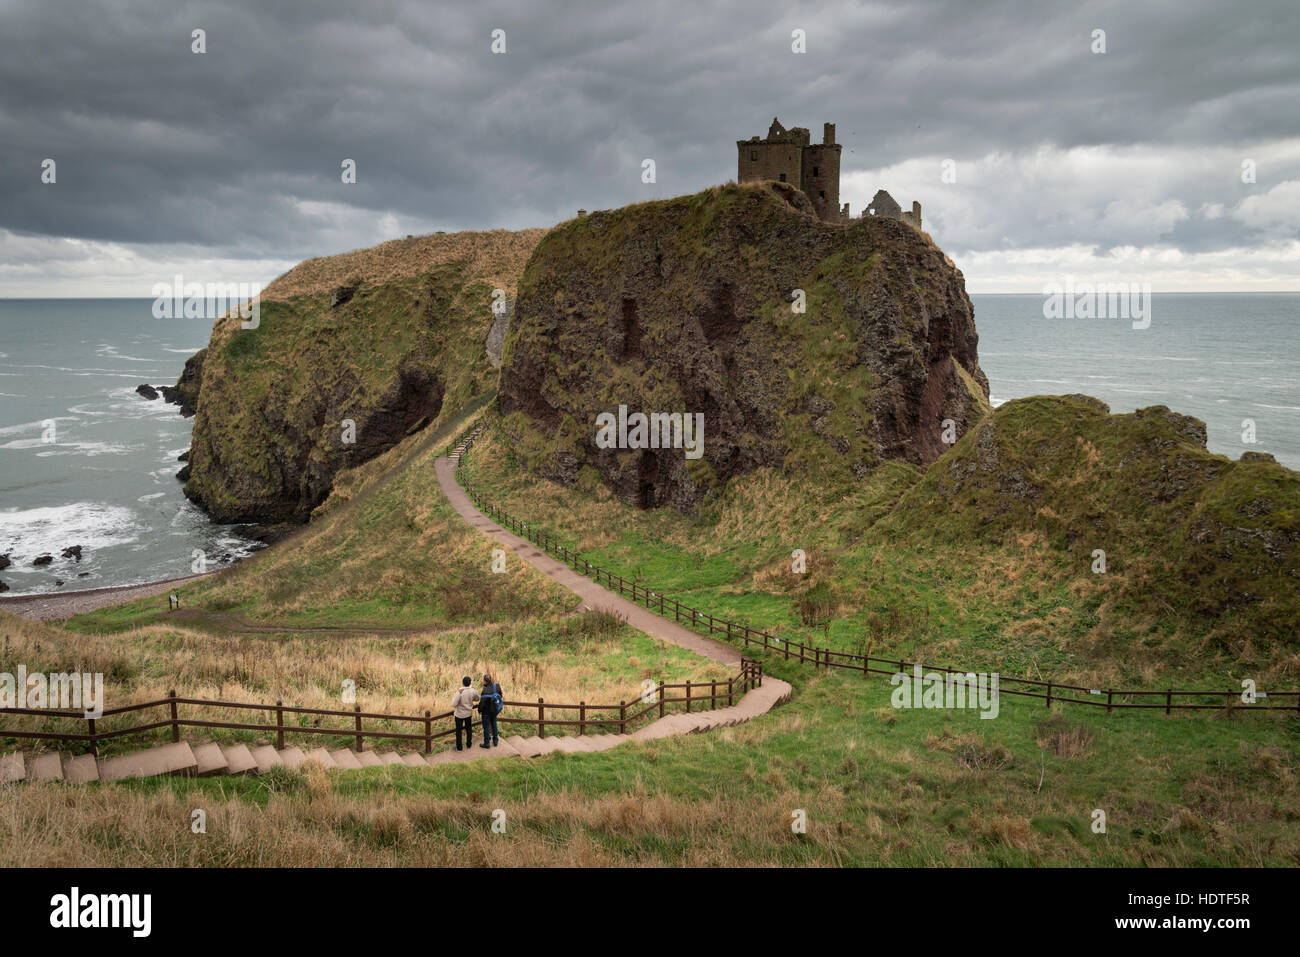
[0,572,214,621]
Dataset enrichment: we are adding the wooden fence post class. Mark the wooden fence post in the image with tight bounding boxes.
[424,710,432,754]
[87,716,98,758]
[728,675,734,707]
[685,679,691,714]
[538,698,545,738]
[168,689,179,743]
[659,678,665,718]
[580,701,586,736]
[711,679,717,710]
[354,704,363,752]
[1166,690,1172,715]
[1045,683,1052,709]
[276,699,284,749]
[1106,691,1113,714]
[620,701,627,735]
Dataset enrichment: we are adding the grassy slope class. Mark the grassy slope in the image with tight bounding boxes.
[7,663,1297,866]
[462,399,1300,688]
[40,401,728,756]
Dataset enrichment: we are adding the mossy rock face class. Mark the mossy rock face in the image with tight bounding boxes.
[499,182,989,511]
[890,394,1300,645]
[183,230,543,523]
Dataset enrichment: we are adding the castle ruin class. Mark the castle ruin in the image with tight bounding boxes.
[736,117,921,230]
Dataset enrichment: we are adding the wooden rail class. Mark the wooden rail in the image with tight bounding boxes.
[451,424,1300,717]
[0,660,762,758]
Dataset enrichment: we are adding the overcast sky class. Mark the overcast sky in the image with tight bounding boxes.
[2,0,1298,295]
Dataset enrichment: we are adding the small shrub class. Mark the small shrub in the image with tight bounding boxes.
[1035,716,1096,759]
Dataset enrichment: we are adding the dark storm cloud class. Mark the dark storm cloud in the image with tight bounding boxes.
[0,0,1297,269]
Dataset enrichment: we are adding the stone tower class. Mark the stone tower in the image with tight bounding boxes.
[737,117,842,222]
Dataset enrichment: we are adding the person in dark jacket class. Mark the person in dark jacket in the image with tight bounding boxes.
[478,673,503,748]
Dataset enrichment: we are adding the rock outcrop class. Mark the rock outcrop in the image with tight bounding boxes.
[159,349,205,417]
[498,182,989,511]
[181,229,545,523]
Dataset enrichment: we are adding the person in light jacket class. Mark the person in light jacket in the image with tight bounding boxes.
[452,676,479,751]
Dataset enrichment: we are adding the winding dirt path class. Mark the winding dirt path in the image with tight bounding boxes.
[434,455,793,720]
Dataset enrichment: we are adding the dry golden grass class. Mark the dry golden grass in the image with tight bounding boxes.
[1035,716,1096,759]
[0,777,846,867]
[0,609,731,754]
[262,228,549,302]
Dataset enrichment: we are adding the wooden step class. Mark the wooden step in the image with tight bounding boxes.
[328,748,363,770]
[424,748,461,765]
[31,752,64,781]
[504,736,545,757]
[354,750,384,767]
[63,753,99,783]
[305,747,337,769]
[277,746,308,768]
[220,744,258,775]
[99,742,197,782]
[0,752,25,783]
[399,752,428,767]
[528,737,567,755]
[377,752,405,766]
[249,745,284,774]
[192,742,229,776]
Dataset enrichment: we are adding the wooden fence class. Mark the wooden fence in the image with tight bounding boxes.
[451,424,1300,716]
[0,659,762,758]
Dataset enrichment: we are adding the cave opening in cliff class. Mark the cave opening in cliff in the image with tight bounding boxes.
[638,450,658,509]
[621,297,642,360]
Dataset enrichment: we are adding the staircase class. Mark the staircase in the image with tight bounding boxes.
[0,675,790,785]
[448,425,486,465]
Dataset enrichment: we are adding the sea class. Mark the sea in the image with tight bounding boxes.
[0,300,259,596]
[0,294,1296,595]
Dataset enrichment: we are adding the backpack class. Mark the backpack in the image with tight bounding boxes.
[481,684,502,717]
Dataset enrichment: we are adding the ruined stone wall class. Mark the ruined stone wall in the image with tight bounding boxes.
[737,139,803,188]
[801,144,841,222]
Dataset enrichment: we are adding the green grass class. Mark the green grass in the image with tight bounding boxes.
[75,662,1300,866]
[458,402,1300,691]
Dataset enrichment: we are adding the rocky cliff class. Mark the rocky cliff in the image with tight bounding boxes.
[182,229,545,523]
[498,182,989,510]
